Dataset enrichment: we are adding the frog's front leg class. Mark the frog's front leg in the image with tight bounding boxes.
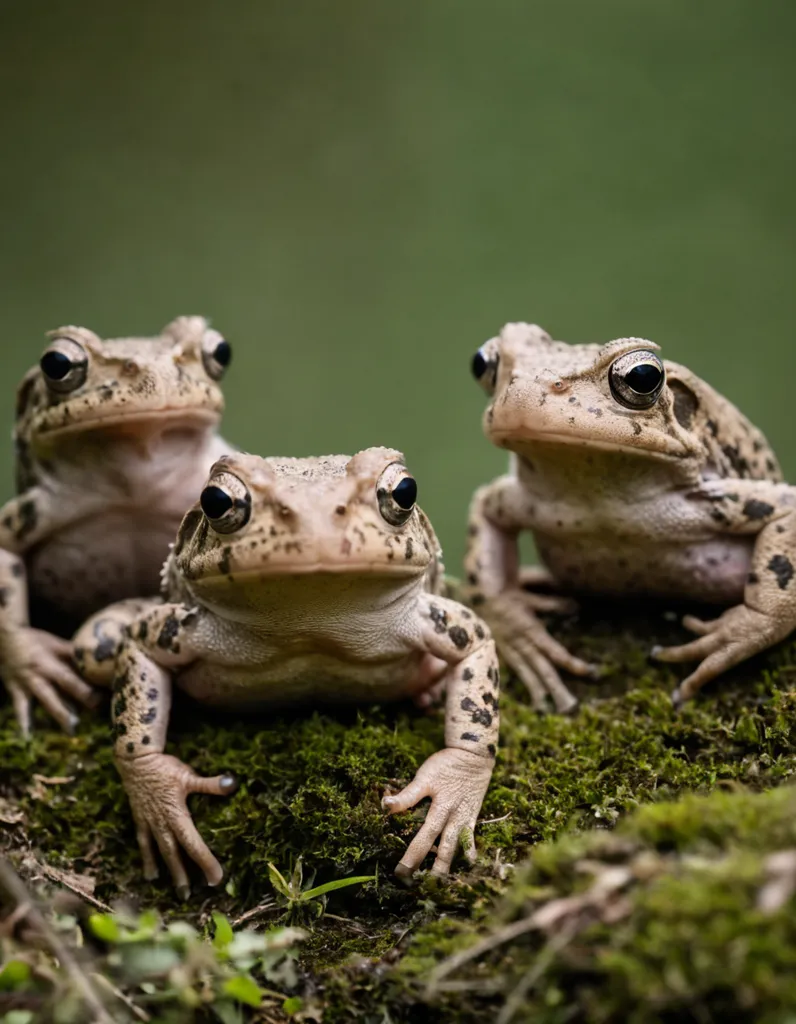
[464,476,596,713]
[0,491,97,734]
[652,481,796,704]
[383,594,500,880]
[92,603,237,897]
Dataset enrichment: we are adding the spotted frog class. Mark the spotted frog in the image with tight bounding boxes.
[75,448,500,895]
[0,316,233,733]
[465,321,796,709]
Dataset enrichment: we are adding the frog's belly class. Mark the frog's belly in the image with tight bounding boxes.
[27,509,181,632]
[176,649,431,708]
[536,533,753,605]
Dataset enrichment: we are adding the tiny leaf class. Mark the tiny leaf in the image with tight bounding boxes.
[212,910,235,949]
[88,912,120,943]
[223,973,263,1007]
[300,874,377,900]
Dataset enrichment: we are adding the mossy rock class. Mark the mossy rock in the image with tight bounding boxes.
[2,601,796,1020]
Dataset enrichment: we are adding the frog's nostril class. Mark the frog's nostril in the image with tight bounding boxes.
[121,359,140,376]
[335,504,347,516]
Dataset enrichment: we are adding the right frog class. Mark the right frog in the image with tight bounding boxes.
[465,321,796,709]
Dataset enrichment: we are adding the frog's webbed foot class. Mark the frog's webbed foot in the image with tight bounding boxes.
[383,748,492,880]
[116,753,238,898]
[652,604,789,705]
[3,629,100,735]
[480,591,597,713]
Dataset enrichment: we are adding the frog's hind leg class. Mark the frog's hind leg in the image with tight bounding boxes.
[652,481,796,704]
[73,599,159,688]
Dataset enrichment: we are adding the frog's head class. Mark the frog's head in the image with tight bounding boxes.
[174,448,438,593]
[472,322,704,462]
[16,316,228,448]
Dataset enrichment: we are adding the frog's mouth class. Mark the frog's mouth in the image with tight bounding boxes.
[37,406,222,437]
[192,561,425,582]
[490,429,687,461]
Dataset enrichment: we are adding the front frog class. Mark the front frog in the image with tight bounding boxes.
[76,448,500,895]
[466,321,796,709]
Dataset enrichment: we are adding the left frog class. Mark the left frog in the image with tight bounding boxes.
[0,316,234,734]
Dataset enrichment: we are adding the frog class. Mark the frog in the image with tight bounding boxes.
[465,321,796,710]
[73,447,500,896]
[0,315,233,734]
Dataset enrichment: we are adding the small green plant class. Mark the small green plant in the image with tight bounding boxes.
[267,857,377,919]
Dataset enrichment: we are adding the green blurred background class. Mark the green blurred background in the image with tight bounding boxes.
[1,1,794,570]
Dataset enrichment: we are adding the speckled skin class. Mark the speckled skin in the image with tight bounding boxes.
[0,316,232,733]
[466,322,796,708]
[75,448,500,896]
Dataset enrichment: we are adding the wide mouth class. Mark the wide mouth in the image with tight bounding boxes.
[37,406,222,436]
[193,560,426,582]
[490,427,683,460]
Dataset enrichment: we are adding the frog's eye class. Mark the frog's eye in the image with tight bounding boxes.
[200,472,251,533]
[377,463,418,527]
[609,350,665,410]
[202,329,232,381]
[39,338,88,394]
[471,345,499,394]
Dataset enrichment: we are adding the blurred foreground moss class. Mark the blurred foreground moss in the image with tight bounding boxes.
[2,604,796,1020]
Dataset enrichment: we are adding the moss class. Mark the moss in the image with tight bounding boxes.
[383,786,796,1024]
[2,603,796,1019]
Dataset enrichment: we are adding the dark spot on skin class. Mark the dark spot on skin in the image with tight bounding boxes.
[568,396,577,404]
[722,444,750,477]
[776,525,786,534]
[766,458,777,474]
[10,561,23,578]
[0,588,8,608]
[92,619,117,662]
[460,732,479,743]
[470,707,493,727]
[724,493,739,503]
[586,407,603,417]
[142,735,151,745]
[116,722,127,735]
[743,499,775,520]
[140,706,157,725]
[137,621,148,641]
[710,508,729,525]
[471,594,484,607]
[483,692,499,708]
[460,697,477,712]
[405,537,414,560]
[429,604,448,633]
[707,419,719,437]
[448,626,470,649]
[669,380,699,429]
[112,694,127,718]
[467,573,478,585]
[157,615,180,649]
[474,624,485,640]
[467,524,478,537]
[487,743,496,757]
[16,499,37,541]
[747,572,759,584]
[218,546,232,576]
[768,554,794,590]
[462,668,473,681]
[126,742,135,753]
[631,421,642,435]
[147,687,158,701]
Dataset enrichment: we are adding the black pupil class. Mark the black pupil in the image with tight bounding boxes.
[471,351,487,379]
[625,362,662,395]
[40,350,73,381]
[392,476,417,510]
[201,485,234,519]
[213,340,232,367]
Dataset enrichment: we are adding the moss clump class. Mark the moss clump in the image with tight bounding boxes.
[375,786,796,1024]
[2,603,796,1019]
